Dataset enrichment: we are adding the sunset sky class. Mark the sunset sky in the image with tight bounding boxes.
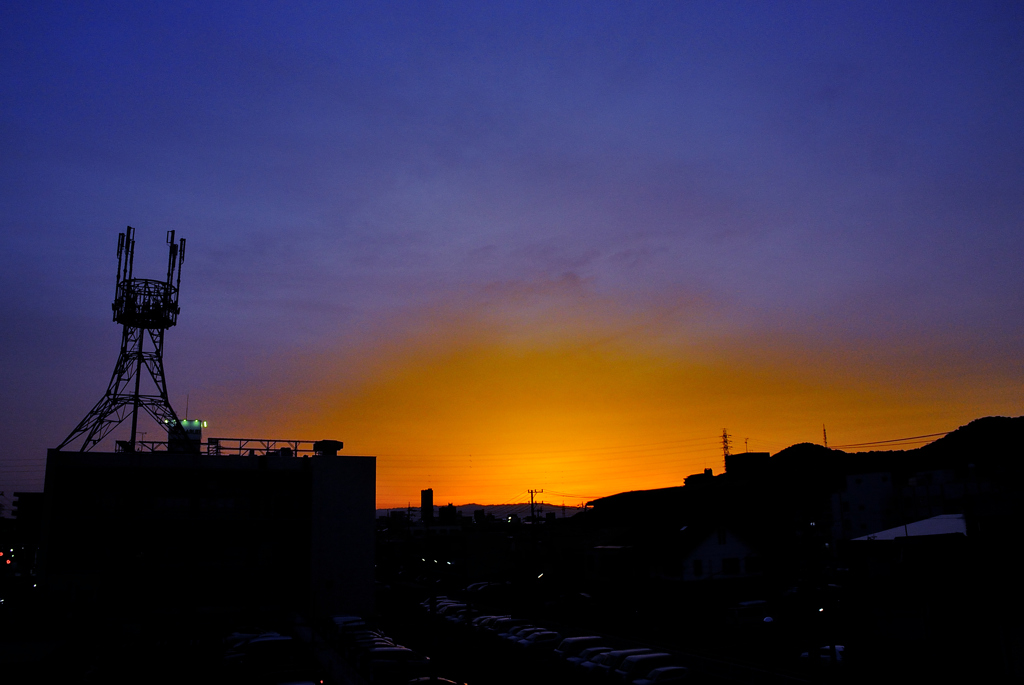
[2,2,1022,509]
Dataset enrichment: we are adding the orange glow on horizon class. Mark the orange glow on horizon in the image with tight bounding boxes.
[200,296,1024,509]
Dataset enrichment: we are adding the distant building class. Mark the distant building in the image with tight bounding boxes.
[684,468,714,487]
[421,488,434,522]
[438,503,458,524]
[831,471,895,540]
[0,492,46,579]
[665,525,762,581]
[901,469,972,522]
[585,545,635,585]
[724,451,770,478]
[41,443,375,618]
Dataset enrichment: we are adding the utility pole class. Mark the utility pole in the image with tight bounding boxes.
[721,429,732,460]
[823,424,828,449]
[529,489,544,522]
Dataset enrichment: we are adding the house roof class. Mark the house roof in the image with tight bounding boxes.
[853,514,966,541]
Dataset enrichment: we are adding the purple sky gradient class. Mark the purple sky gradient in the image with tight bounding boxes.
[2,2,1022,503]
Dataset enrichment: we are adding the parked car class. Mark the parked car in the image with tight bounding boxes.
[354,637,397,652]
[332,614,364,626]
[517,631,563,650]
[505,626,546,643]
[498,624,537,640]
[419,596,452,612]
[342,628,389,651]
[567,646,613,667]
[613,652,674,683]
[437,603,468,616]
[554,636,604,660]
[471,615,502,630]
[445,608,476,624]
[586,649,653,678]
[486,617,528,635]
[632,666,690,684]
[348,627,386,637]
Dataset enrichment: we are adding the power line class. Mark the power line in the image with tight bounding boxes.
[545,489,602,500]
[832,432,948,449]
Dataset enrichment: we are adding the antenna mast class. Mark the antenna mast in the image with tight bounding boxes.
[57,227,195,453]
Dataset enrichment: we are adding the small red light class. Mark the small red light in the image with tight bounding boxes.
[4,560,9,564]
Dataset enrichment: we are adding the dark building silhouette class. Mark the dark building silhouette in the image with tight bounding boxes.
[724,451,770,478]
[438,503,458,524]
[41,444,375,618]
[364,416,1023,683]
[653,524,763,582]
[683,467,714,487]
[0,492,46,580]
[421,488,434,522]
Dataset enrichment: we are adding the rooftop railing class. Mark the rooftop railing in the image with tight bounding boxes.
[113,437,342,456]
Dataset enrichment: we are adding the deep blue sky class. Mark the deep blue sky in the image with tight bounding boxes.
[2,2,1022,506]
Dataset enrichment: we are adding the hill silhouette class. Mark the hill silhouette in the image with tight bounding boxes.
[586,415,1023,530]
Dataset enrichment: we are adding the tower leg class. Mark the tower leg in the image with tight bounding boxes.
[57,324,195,453]
[129,325,144,448]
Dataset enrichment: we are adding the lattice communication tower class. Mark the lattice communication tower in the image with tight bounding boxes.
[58,227,196,452]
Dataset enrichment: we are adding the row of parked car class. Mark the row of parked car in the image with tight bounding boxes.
[419,595,690,684]
[331,614,465,685]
